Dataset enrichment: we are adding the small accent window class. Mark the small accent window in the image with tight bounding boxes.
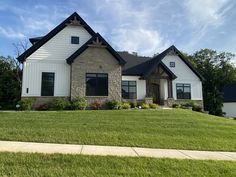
[86,73,108,96]
[71,36,80,44]
[176,83,191,99]
[170,62,175,67]
[41,72,55,96]
[122,81,137,99]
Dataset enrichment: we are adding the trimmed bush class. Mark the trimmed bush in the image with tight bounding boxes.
[90,101,103,110]
[106,100,120,110]
[52,98,70,110]
[121,103,131,109]
[36,103,49,111]
[71,97,87,110]
[141,103,150,109]
[192,105,203,112]
[20,98,35,110]
[149,103,159,109]
[172,103,181,108]
[130,102,137,108]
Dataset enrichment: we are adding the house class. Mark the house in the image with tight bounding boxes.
[223,84,236,118]
[17,12,204,107]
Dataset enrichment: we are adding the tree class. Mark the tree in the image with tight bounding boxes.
[0,56,22,109]
[187,49,236,116]
[0,40,28,109]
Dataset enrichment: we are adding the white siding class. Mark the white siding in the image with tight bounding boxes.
[22,25,92,97]
[223,103,236,118]
[27,26,91,61]
[122,76,146,100]
[162,54,203,100]
[22,61,70,96]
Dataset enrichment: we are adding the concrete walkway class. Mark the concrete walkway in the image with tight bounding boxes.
[0,141,235,161]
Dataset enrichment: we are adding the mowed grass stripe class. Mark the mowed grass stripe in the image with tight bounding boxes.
[0,109,235,151]
[0,152,235,177]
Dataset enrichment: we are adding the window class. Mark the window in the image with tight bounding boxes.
[86,73,108,96]
[71,36,80,44]
[176,83,191,99]
[170,62,175,67]
[41,72,55,96]
[122,81,137,99]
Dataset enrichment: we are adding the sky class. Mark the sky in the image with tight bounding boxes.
[0,0,236,62]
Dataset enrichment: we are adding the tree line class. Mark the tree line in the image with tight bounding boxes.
[0,49,236,115]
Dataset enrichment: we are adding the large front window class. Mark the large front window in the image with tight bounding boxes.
[122,81,137,99]
[176,83,191,99]
[41,72,55,96]
[86,73,108,96]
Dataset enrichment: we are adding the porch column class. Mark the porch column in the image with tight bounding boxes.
[167,79,173,98]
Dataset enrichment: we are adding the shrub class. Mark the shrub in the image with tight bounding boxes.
[149,103,159,109]
[141,103,150,109]
[172,103,181,108]
[106,100,120,110]
[36,103,49,111]
[20,98,35,110]
[90,101,103,110]
[130,102,137,108]
[192,105,203,112]
[71,97,87,110]
[52,98,70,110]
[121,103,131,109]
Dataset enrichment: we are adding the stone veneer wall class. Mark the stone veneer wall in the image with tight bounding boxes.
[71,46,122,104]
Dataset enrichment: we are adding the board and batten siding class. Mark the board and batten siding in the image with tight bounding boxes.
[22,25,92,97]
[122,76,146,100]
[222,103,236,118]
[162,54,203,100]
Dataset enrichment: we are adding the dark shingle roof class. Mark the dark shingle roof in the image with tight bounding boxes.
[29,36,44,44]
[224,84,236,102]
[120,45,205,81]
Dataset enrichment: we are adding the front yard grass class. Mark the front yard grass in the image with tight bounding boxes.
[0,152,235,177]
[0,109,236,151]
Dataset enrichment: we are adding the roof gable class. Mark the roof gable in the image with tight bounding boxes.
[17,12,96,63]
[66,33,126,65]
[137,45,204,81]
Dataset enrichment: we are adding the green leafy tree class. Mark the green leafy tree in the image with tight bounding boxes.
[0,56,22,109]
[187,49,236,116]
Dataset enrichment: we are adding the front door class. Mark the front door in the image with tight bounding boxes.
[151,83,160,104]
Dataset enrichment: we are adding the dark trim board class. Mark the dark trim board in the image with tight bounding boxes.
[17,12,96,63]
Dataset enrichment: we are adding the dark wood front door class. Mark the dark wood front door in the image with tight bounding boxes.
[151,83,160,104]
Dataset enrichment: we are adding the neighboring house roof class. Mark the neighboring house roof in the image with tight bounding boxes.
[66,33,126,65]
[17,12,96,63]
[224,84,236,102]
[121,45,205,81]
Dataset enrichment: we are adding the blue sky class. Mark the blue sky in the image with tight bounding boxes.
[0,0,236,62]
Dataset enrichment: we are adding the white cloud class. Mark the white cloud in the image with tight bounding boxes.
[184,0,230,27]
[92,0,170,56]
[182,0,234,51]
[112,27,169,56]
[0,26,25,39]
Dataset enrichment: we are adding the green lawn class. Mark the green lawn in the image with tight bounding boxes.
[0,109,236,151]
[0,152,235,177]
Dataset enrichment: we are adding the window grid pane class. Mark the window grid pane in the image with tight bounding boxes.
[176,83,191,99]
[122,81,137,99]
[86,73,108,96]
